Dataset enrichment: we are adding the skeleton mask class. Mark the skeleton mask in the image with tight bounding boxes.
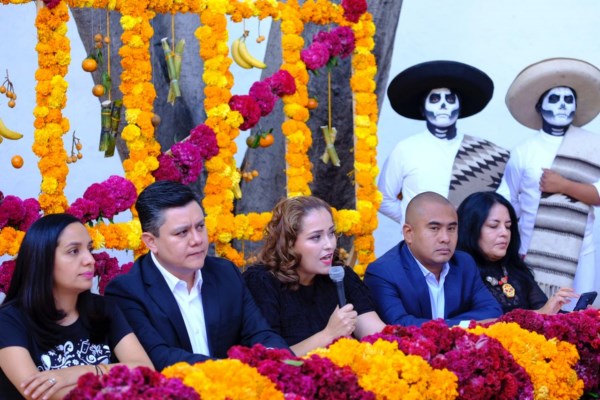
[540,86,576,127]
[424,88,460,128]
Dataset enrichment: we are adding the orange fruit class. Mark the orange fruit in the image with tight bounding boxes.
[104,36,111,44]
[94,33,103,42]
[92,84,105,97]
[7,100,15,108]
[307,98,318,110]
[0,86,5,94]
[82,58,98,72]
[11,155,23,169]
[75,142,83,151]
[77,153,83,159]
[259,133,274,148]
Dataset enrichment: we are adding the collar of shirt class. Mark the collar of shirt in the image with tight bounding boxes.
[151,252,203,294]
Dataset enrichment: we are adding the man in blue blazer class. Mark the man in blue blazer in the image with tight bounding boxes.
[365,192,502,327]
[105,181,289,370]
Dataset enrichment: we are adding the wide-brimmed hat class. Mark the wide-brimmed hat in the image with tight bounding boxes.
[387,60,494,120]
[506,58,600,130]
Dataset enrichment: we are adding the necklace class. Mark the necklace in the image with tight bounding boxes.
[485,265,515,298]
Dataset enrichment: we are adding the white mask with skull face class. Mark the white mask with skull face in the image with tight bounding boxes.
[540,86,576,127]
[424,88,460,128]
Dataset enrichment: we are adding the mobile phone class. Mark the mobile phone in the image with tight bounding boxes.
[573,291,597,311]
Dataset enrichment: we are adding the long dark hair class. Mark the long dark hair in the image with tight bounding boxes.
[3,213,108,350]
[457,191,527,270]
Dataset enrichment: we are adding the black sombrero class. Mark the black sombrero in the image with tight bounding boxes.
[387,60,494,120]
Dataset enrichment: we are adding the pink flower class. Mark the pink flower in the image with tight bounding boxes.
[170,141,203,185]
[67,197,101,224]
[341,0,367,23]
[229,95,261,130]
[189,123,219,160]
[250,81,278,116]
[93,252,123,295]
[364,320,533,400]
[332,26,356,58]
[104,176,137,213]
[301,42,331,71]
[84,182,118,221]
[265,70,296,97]
[65,366,198,399]
[20,198,41,231]
[228,344,374,399]
[314,31,344,58]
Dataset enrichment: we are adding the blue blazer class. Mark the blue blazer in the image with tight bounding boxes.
[364,241,502,327]
[105,253,289,370]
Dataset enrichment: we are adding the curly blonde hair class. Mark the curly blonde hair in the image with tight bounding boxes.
[257,196,342,290]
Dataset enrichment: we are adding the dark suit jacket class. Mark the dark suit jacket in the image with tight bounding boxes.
[364,241,502,327]
[105,253,289,370]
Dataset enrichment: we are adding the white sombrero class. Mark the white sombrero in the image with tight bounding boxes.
[506,58,600,130]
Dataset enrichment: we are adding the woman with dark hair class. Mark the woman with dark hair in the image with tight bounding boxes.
[243,196,385,356]
[0,214,152,399]
[457,191,577,314]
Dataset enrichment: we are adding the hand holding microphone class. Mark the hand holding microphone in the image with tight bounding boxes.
[325,265,357,339]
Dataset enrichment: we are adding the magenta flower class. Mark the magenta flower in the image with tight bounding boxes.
[0,195,25,230]
[104,176,137,213]
[189,123,219,160]
[301,42,331,71]
[341,0,368,23]
[228,344,374,399]
[83,182,118,221]
[250,81,278,116]
[67,197,101,224]
[229,94,262,130]
[332,26,356,58]
[0,260,16,294]
[65,366,199,399]
[364,320,534,400]
[153,153,183,183]
[170,141,204,185]
[498,308,600,393]
[20,198,41,231]
[265,70,297,96]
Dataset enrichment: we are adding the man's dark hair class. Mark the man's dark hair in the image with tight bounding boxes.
[136,180,202,236]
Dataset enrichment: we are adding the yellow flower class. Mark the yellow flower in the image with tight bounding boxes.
[163,360,284,399]
[469,322,583,399]
[310,338,458,399]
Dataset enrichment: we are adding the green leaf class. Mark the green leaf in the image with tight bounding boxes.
[282,360,304,367]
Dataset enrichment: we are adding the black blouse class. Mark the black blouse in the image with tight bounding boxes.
[243,265,376,346]
[478,261,548,313]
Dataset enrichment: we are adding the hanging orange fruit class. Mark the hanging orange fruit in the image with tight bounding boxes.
[11,155,23,169]
[92,84,105,97]
[259,132,274,148]
[82,58,98,73]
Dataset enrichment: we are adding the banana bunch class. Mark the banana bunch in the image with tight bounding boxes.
[231,35,266,70]
[0,117,23,143]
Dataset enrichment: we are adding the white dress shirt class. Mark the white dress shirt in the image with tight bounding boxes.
[152,253,210,356]
[413,254,450,319]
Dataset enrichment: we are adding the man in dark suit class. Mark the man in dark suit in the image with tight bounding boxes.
[364,191,502,327]
[105,180,289,370]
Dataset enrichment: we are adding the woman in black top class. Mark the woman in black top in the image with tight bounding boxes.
[243,196,385,356]
[0,214,152,399]
[457,192,577,314]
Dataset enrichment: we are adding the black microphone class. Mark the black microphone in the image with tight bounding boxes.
[329,265,346,307]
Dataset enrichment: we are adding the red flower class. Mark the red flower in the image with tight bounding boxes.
[229,95,261,130]
[341,0,368,23]
[0,260,16,295]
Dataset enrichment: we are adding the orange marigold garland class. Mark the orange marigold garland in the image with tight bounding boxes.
[33,1,71,214]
